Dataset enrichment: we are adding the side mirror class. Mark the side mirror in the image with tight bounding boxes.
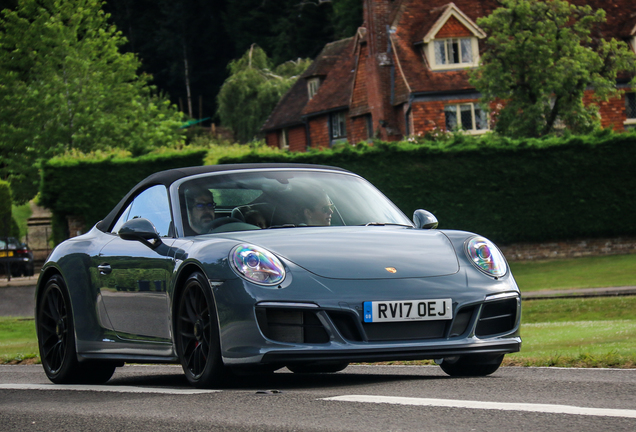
[119,218,162,249]
[413,209,438,229]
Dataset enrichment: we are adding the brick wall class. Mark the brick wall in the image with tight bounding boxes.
[411,97,490,133]
[308,116,331,149]
[288,125,307,152]
[350,115,370,143]
[265,131,279,149]
[591,89,631,130]
[499,236,636,261]
[435,15,474,38]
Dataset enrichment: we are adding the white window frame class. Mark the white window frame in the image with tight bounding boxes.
[425,37,480,70]
[307,78,320,99]
[625,92,636,128]
[330,111,347,143]
[444,103,488,134]
[279,128,289,150]
[630,36,636,53]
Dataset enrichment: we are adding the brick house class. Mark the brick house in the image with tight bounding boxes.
[262,0,636,150]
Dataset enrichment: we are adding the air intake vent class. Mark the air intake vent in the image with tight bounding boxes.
[475,298,518,337]
[256,308,329,344]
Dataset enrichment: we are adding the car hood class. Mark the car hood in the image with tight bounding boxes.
[219,227,460,279]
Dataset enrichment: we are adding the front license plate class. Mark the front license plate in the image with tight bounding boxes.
[0,251,13,258]
[363,299,452,323]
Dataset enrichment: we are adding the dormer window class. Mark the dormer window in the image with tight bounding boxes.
[307,78,320,99]
[421,4,486,71]
[434,38,474,65]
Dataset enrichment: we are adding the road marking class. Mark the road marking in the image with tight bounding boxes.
[321,395,636,419]
[0,384,219,395]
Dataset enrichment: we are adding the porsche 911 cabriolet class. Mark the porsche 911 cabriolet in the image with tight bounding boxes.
[36,163,521,388]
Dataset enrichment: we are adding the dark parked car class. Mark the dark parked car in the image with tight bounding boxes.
[0,237,34,277]
[35,164,521,388]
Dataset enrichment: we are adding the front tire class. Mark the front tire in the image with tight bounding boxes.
[37,275,116,384]
[175,272,225,388]
[439,354,504,377]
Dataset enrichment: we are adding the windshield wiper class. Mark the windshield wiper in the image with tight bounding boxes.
[363,222,413,227]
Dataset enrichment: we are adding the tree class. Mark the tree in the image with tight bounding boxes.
[104,0,233,121]
[0,0,184,203]
[470,0,636,138]
[223,0,336,66]
[216,45,310,143]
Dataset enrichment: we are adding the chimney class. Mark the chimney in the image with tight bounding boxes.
[364,0,398,141]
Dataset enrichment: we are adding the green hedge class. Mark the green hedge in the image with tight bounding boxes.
[40,149,207,242]
[220,132,636,244]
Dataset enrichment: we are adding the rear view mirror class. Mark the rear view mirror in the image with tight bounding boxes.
[413,209,438,229]
[119,218,162,249]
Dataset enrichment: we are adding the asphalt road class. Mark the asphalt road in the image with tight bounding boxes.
[1,364,635,431]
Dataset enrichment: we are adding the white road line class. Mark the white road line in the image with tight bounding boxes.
[321,395,636,419]
[0,384,219,395]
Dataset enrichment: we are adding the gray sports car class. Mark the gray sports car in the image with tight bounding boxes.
[36,164,521,388]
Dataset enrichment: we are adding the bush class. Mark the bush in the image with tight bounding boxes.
[220,131,636,244]
[0,181,19,238]
[40,148,207,243]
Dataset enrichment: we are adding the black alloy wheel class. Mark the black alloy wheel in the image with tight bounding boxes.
[37,275,116,384]
[176,272,225,388]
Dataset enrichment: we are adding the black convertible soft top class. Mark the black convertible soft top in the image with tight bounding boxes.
[95,163,350,232]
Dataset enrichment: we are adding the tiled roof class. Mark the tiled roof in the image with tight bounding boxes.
[261,38,353,131]
[302,38,357,116]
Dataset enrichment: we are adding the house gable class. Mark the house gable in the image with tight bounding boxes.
[421,3,486,71]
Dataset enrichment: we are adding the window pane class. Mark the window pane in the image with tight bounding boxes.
[460,104,473,130]
[461,39,473,63]
[331,112,347,139]
[626,93,636,119]
[474,107,488,130]
[434,40,446,65]
[444,106,457,130]
[116,185,172,237]
[450,39,460,64]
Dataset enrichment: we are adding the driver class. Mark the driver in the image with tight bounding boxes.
[185,187,216,234]
[296,187,333,226]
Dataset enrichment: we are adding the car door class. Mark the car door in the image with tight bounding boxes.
[93,185,175,341]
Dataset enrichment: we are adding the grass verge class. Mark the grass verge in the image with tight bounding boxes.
[2,296,635,368]
[510,254,636,292]
[0,317,38,364]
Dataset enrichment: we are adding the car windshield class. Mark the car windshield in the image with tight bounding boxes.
[177,170,412,235]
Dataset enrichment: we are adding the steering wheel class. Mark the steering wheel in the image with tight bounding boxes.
[209,217,242,231]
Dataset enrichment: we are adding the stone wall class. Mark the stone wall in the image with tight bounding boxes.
[499,236,636,261]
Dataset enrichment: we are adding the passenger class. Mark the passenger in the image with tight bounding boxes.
[296,187,334,226]
[185,187,216,234]
[245,209,267,229]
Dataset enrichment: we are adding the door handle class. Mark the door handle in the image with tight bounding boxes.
[98,264,112,275]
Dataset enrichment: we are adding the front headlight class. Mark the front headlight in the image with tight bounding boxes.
[230,244,286,286]
[465,236,507,278]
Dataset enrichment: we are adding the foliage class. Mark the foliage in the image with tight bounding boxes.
[39,147,207,243]
[0,0,185,204]
[0,180,19,238]
[222,0,340,66]
[11,202,31,240]
[104,0,232,121]
[220,130,636,244]
[471,0,636,138]
[216,45,311,143]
